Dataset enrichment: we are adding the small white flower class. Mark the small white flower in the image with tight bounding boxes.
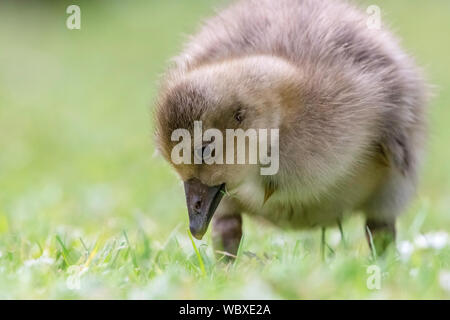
[23,250,55,267]
[414,232,448,250]
[397,241,414,261]
[66,265,89,290]
[329,231,342,246]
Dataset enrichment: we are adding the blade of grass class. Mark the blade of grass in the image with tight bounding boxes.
[291,239,301,262]
[337,219,347,249]
[152,224,182,266]
[366,226,377,261]
[56,235,70,266]
[187,229,206,277]
[233,234,245,268]
[84,240,99,268]
[321,227,326,261]
[409,199,428,236]
[79,237,89,254]
[123,230,138,270]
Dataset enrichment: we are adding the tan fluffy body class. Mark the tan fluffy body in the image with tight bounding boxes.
[155,0,428,249]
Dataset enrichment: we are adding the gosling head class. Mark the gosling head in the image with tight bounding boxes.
[155,55,301,239]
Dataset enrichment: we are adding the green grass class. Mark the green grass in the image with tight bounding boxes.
[0,0,449,299]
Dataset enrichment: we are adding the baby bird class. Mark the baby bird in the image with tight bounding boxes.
[155,0,428,256]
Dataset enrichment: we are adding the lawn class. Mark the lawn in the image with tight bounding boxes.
[0,0,449,299]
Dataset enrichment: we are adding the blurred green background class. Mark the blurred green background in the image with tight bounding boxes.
[0,0,449,299]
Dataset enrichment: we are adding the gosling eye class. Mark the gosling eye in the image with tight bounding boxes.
[194,143,215,162]
[234,108,244,123]
[202,143,215,161]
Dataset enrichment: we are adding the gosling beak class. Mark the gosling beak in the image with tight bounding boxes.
[184,178,225,240]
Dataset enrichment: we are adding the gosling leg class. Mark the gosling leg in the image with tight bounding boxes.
[212,214,242,260]
[365,218,396,257]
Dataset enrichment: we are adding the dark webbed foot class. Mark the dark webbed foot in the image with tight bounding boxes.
[212,214,242,260]
[365,219,396,257]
